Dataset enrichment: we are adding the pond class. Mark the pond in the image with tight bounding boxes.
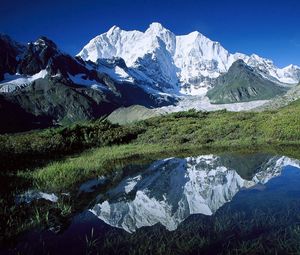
[1,152,300,254]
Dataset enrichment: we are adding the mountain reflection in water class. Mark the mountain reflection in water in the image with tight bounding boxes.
[89,155,300,233]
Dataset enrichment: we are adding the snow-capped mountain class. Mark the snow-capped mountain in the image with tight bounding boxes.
[0,35,176,133]
[79,23,180,93]
[78,22,300,95]
[90,155,300,233]
[1,24,300,132]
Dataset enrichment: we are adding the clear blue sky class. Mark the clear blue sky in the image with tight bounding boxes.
[1,0,299,67]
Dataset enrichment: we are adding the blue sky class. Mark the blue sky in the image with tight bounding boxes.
[1,0,299,67]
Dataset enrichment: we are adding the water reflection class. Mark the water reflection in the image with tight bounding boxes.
[90,155,300,233]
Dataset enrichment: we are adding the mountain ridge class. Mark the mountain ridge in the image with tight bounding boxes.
[78,22,300,95]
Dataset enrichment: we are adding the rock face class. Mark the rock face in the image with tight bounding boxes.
[78,22,300,95]
[0,34,26,81]
[207,60,287,103]
[0,75,174,132]
[89,154,300,233]
[0,36,176,133]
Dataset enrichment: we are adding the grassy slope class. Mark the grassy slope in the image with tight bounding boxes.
[206,60,287,103]
[2,99,300,190]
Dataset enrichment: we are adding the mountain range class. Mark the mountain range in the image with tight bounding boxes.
[0,23,300,132]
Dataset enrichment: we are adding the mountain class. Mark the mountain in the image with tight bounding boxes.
[78,23,180,93]
[78,22,300,96]
[89,154,300,233]
[1,23,300,132]
[207,60,288,103]
[0,36,175,132]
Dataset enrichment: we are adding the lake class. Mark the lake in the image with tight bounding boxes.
[1,151,300,254]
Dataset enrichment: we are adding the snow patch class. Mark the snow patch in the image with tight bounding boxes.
[0,70,48,93]
[68,73,108,90]
[16,190,58,204]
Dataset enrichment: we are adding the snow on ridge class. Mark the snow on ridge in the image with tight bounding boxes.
[68,73,108,91]
[0,70,48,93]
[15,190,58,204]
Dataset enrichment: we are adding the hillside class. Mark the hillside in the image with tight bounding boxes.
[255,82,300,111]
[107,105,162,125]
[207,60,288,103]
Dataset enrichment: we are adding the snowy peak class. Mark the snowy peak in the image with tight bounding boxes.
[33,36,58,49]
[175,30,232,76]
[147,22,165,31]
[78,23,179,92]
[145,22,176,54]
[78,22,300,95]
[107,25,121,35]
[284,64,300,71]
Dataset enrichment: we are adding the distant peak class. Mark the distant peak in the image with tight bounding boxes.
[149,22,163,28]
[186,31,202,39]
[107,25,121,35]
[284,64,300,70]
[147,22,166,32]
[183,30,213,43]
[250,54,263,60]
[230,59,249,69]
[188,31,201,36]
[33,36,57,49]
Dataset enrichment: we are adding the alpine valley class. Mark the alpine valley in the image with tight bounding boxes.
[3,17,300,255]
[1,22,300,132]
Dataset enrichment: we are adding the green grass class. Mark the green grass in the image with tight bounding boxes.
[3,99,300,191]
[22,143,198,190]
[27,144,156,189]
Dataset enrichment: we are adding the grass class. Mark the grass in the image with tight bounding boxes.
[22,144,165,190]
[21,143,221,190]
[9,99,300,191]
[18,143,300,192]
[85,228,100,255]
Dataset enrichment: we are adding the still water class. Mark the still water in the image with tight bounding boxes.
[2,153,300,254]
